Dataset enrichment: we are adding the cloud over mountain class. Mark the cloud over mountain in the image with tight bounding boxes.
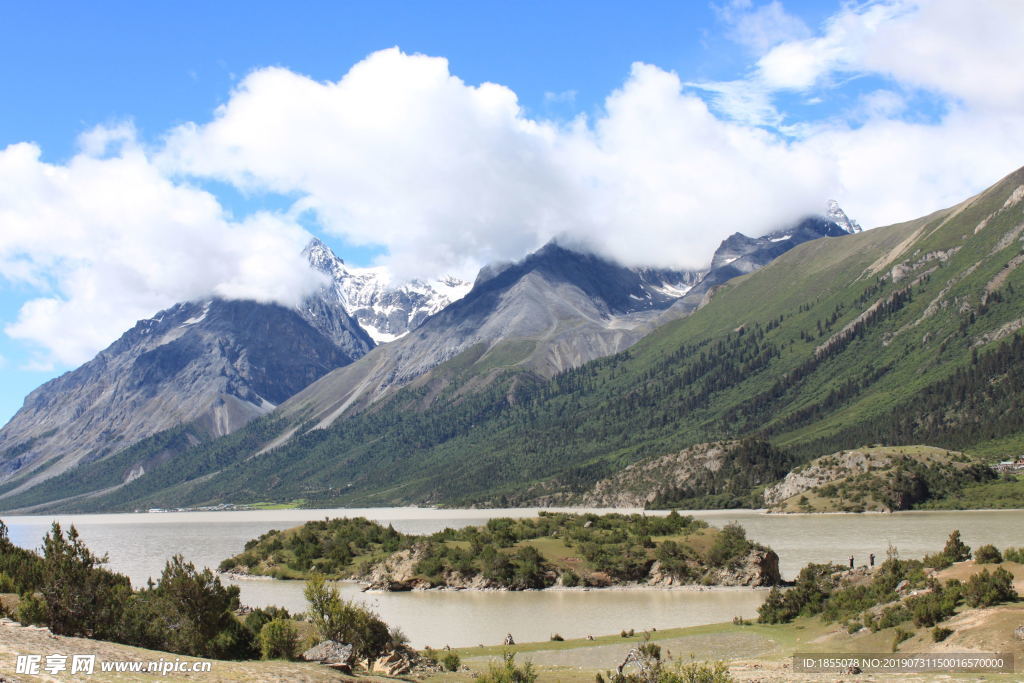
[3,0,1024,370]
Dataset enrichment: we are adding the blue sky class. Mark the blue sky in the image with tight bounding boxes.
[2,0,1023,426]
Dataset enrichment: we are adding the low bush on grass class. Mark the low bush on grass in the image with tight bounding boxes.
[974,544,1002,564]
[258,618,299,660]
[963,567,1018,608]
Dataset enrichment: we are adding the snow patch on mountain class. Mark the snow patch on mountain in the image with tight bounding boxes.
[303,239,472,344]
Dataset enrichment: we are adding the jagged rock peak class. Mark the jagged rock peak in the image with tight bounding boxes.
[302,238,472,343]
[826,200,863,233]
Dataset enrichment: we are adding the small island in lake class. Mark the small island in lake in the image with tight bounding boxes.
[219,511,780,590]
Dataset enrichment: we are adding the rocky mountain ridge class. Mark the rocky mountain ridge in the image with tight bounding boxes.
[304,239,471,343]
[0,293,372,500]
[0,201,865,512]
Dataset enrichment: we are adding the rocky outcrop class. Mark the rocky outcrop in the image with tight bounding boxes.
[763,445,988,512]
[649,548,781,588]
[573,442,734,507]
[552,440,790,509]
[708,549,781,587]
[361,647,422,676]
[762,451,883,507]
[363,544,779,592]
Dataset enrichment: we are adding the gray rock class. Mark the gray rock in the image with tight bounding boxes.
[302,640,354,666]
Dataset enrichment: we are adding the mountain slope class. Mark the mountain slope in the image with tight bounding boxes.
[130,164,1024,511]
[277,207,857,436]
[0,242,707,512]
[0,296,372,501]
[0,200,872,512]
[272,241,702,434]
[670,216,853,314]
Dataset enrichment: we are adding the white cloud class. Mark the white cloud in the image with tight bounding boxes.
[718,0,812,53]
[160,50,575,280]
[0,140,324,367]
[157,12,1024,277]
[684,79,783,126]
[754,1,899,90]
[561,63,832,265]
[159,48,833,277]
[6,0,1024,371]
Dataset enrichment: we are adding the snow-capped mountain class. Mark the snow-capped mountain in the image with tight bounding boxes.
[826,199,863,233]
[303,239,472,343]
[669,202,861,315]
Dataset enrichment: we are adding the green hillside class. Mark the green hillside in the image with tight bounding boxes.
[7,166,1024,513]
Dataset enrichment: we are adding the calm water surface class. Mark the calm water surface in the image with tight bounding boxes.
[6,507,1022,648]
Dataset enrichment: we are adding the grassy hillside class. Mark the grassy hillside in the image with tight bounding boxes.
[7,166,1024,513]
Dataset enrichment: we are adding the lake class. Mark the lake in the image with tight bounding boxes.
[5,507,1022,648]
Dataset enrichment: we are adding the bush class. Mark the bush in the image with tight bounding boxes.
[304,573,391,659]
[143,555,256,660]
[907,586,959,628]
[560,570,580,587]
[706,523,752,569]
[38,523,133,640]
[922,552,952,570]
[663,659,734,682]
[942,530,971,562]
[388,625,410,648]
[932,626,953,642]
[475,651,537,683]
[756,586,792,624]
[892,627,913,651]
[550,633,564,641]
[974,544,1002,564]
[259,618,299,660]
[758,563,839,624]
[16,592,47,626]
[1003,547,1024,563]
[963,567,1018,608]
[441,651,461,672]
[876,605,911,631]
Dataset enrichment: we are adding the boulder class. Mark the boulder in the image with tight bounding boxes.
[369,651,413,676]
[302,640,354,671]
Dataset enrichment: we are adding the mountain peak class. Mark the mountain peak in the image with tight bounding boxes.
[301,238,472,343]
[826,200,863,233]
[302,237,347,273]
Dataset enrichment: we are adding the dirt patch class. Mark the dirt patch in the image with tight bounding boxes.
[936,560,1024,594]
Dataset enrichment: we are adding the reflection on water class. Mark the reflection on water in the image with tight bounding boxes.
[6,506,1023,647]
